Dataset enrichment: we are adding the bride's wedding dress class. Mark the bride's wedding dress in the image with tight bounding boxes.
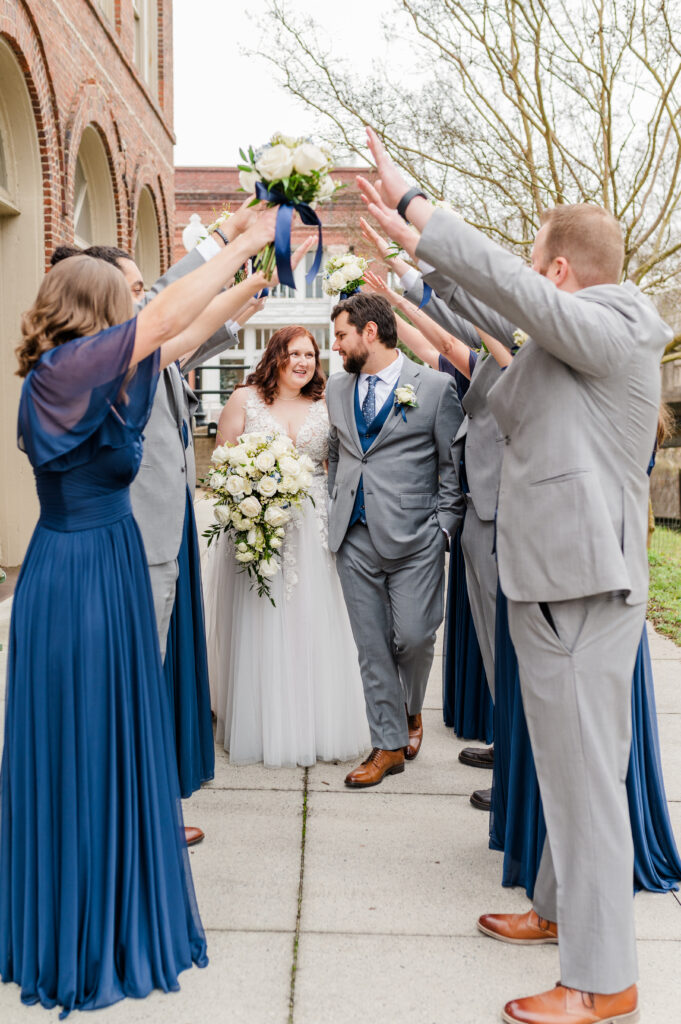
[203,391,370,767]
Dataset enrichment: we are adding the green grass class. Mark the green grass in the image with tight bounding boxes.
[648,527,681,646]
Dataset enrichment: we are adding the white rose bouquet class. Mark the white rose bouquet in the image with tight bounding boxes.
[202,431,315,604]
[322,252,371,298]
[237,132,341,288]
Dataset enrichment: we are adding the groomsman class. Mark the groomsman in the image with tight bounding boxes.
[359,126,670,1024]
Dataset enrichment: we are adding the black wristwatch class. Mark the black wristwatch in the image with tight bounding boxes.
[397,187,428,223]
[214,228,229,246]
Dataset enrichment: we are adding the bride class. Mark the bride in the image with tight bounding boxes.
[203,325,370,767]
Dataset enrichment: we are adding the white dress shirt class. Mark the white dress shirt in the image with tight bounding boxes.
[357,350,404,413]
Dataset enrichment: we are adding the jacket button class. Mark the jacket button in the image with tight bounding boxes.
[361,456,368,464]
[350,489,355,496]
[180,466,186,472]
[505,436,511,445]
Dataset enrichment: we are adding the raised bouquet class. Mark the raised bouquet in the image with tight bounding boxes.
[203,431,314,604]
[322,252,370,298]
[237,132,340,288]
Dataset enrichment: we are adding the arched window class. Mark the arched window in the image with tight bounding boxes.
[72,126,116,248]
[134,186,161,287]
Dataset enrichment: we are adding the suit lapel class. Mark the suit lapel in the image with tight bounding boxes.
[369,357,421,453]
[341,374,363,455]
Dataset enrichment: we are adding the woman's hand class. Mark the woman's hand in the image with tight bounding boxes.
[365,127,410,209]
[357,175,420,259]
[362,269,399,304]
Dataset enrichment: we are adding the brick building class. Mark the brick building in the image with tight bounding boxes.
[174,166,393,424]
[0,0,175,565]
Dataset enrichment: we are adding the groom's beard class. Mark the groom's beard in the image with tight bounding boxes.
[342,344,370,375]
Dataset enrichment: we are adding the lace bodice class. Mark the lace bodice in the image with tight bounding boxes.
[243,390,329,468]
[242,390,331,595]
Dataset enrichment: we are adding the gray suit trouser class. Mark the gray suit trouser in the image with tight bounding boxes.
[508,592,645,994]
[461,499,498,699]
[148,559,179,662]
[336,523,446,750]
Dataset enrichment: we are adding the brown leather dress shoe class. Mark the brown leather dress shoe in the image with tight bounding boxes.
[344,748,405,787]
[459,744,494,768]
[477,908,558,944]
[503,982,639,1024]
[404,710,423,760]
[185,826,205,847]
[470,786,491,810]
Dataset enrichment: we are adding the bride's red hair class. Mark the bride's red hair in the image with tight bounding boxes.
[239,325,326,405]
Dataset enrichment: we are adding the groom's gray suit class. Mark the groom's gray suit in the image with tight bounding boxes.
[327,355,464,750]
[416,208,671,994]
[131,244,240,657]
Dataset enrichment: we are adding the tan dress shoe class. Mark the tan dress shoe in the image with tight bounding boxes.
[185,826,205,846]
[503,982,639,1024]
[344,748,405,787]
[404,710,423,760]
[477,908,558,944]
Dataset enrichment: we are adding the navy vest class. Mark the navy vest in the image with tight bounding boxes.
[349,379,398,527]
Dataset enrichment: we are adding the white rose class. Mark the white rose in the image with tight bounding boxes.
[239,495,262,519]
[275,526,286,537]
[270,436,293,458]
[279,475,298,494]
[256,143,294,181]
[239,168,260,192]
[264,505,288,527]
[328,270,347,292]
[269,536,283,550]
[211,445,230,465]
[209,471,226,490]
[258,558,281,579]
[255,450,276,472]
[342,264,362,285]
[235,541,249,553]
[395,386,416,405]
[291,142,328,174]
[231,508,244,524]
[278,455,300,476]
[257,475,279,498]
[228,444,249,465]
[214,506,231,526]
[247,527,265,549]
[238,517,254,531]
[233,463,249,477]
[225,474,246,497]
[299,454,315,473]
[298,471,313,490]
[235,551,255,563]
[317,175,336,199]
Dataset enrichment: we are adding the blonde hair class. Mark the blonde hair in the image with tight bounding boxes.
[16,255,133,377]
[657,401,674,447]
[539,204,624,287]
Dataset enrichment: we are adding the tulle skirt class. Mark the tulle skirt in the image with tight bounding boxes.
[163,489,215,798]
[204,504,370,767]
[442,526,494,741]
[0,516,207,1018]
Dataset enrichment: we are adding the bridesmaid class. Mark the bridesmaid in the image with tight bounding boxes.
[0,210,276,1016]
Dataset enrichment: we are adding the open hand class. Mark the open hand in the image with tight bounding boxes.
[357,176,419,259]
[224,195,261,241]
[365,127,410,209]
[363,269,395,301]
[359,217,390,258]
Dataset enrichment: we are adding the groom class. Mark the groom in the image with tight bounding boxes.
[327,293,463,787]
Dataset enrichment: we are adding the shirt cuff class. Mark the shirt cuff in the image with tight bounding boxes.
[399,267,420,291]
[195,235,221,262]
[418,259,436,275]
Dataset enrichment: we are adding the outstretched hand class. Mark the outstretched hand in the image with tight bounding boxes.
[365,127,410,209]
[359,217,390,258]
[224,195,260,241]
[242,207,278,254]
[362,269,397,302]
[357,176,420,260]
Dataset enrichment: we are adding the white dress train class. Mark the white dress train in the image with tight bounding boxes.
[203,392,370,767]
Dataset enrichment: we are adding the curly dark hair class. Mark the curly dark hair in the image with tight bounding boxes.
[331,292,398,347]
[239,325,326,404]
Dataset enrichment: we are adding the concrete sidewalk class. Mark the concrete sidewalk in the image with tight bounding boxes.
[0,580,680,1022]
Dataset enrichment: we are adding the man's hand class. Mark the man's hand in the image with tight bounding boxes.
[240,207,278,254]
[365,127,411,209]
[357,176,420,259]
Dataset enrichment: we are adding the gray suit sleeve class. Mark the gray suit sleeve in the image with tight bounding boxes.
[434,377,465,536]
[403,277,482,350]
[327,387,339,496]
[144,246,233,372]
[416,209,640,376]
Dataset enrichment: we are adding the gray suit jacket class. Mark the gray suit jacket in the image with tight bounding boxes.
[417,209,671,605]
[130,246,239,565]
[404,274,509,522]
[326,356,464,557]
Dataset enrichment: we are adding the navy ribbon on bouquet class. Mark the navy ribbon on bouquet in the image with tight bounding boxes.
[419,282,432,309]
[339,287,360,300]
[255,181,323,290]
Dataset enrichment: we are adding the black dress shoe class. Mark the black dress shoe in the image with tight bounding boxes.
[470,787,492,811]
[459,745,494,769]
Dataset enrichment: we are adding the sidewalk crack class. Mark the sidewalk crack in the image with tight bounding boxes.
[288,767,309,1024]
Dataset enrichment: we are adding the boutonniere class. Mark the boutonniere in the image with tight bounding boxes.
[394,384,418,422]
[512,328,529,350]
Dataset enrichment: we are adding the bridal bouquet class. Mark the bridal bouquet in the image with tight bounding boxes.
[203,431,314,604]
[237,132,340,288]
[322,252,370,298]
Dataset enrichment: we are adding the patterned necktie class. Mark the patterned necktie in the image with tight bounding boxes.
[362,375,378,424]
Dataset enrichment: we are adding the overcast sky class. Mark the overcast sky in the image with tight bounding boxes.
[172,0,399,166]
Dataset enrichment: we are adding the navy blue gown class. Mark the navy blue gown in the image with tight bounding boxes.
[439,353,493,741]
[0,321,208,1018]
[491,588,681,896]
[163,487,215,798]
